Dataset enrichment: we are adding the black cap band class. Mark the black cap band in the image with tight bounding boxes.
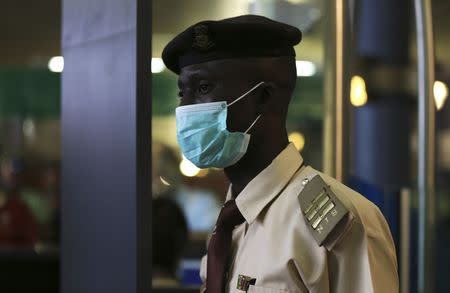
[179,46,296,69]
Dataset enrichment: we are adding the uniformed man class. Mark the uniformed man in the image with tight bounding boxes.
[162,15,398,293]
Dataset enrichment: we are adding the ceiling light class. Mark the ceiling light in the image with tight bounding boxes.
[296,60,316,77]
[48,56,64,73]
[350,75,368,107]
[152,58,166,73]
[434,80,448,111]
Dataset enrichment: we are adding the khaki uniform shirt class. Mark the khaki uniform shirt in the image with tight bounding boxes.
[199,143,399,293]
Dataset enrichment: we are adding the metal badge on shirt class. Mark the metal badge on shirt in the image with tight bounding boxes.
[298,174,348,246]
[236,274,256,291]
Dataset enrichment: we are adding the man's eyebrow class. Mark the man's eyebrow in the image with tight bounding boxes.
[178,71,208,88]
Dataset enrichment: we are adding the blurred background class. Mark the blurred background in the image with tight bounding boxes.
[0,1,61,291]
[1,0,449,292]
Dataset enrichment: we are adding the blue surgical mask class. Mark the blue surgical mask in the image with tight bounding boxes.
[175,82,264,168]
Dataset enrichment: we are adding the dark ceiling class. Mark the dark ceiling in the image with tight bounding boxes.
[0,0,61,66]
[1,0,450,68]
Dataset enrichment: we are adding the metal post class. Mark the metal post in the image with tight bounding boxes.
[323,0,351,181]
[414,0,436,292]
[400,188,411,293]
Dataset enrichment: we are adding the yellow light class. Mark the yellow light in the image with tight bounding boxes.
[288,131,305,151]
[350,75,368,107]
[434,80,448,111]
[179,158,200,177]
[197,169,210,178]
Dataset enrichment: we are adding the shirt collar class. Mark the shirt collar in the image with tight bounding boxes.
[226,143,304,224]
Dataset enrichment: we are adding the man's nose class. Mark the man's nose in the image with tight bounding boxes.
[179,95,195,107]
[179,98,188,107]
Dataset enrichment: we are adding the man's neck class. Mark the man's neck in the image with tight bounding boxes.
[224,136,289,198]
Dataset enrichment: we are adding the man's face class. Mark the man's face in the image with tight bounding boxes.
[177,59,262,133]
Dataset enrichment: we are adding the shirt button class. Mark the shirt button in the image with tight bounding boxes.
[302,177,310,186]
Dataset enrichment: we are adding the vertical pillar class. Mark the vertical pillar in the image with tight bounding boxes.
[352,0,412,289]
[61,0,151,292]
[414,0,436,292]
[323,0,352,181]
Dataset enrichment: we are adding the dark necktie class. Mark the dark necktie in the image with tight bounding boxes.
[206,199,245,293]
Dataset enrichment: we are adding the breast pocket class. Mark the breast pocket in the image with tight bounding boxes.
[247,285,299,293]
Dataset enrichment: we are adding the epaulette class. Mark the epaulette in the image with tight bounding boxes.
[298,174,349,246]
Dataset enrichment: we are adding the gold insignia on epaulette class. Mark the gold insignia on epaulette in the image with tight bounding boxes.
[192,24,215,50]
[298,175,349,246]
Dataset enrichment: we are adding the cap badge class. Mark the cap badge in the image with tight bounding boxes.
[192,24,215,50]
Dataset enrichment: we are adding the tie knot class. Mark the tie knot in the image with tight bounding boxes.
[215,200,245,232]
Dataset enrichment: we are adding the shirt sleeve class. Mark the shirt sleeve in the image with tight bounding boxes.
[199,254,207,287]
[326,207,399,293]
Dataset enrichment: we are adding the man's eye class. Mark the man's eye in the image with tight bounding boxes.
[198,84,209,94]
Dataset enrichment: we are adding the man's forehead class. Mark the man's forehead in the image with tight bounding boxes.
[179,59,247,80]
[178,64,212,85]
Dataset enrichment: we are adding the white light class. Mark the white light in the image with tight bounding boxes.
[22,119,36,139]
[285,0,306,4]
[179,157,200,177]
[434,80,448,111]
[48,56,64,73]
[350,75,368,107]
[296,60,317,77]
[151,58,166,73]
[159,176,171,186]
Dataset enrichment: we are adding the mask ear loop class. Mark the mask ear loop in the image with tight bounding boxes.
[244,114,262,134]
[227,81,265,107]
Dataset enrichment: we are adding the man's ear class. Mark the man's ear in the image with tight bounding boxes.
[256,82,276,114]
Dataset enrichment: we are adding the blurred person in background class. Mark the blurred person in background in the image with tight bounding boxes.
[152,196,189,287]
[20,162,60,244]
[43,164,61,244]
[0,157,38,246]
[152,142,181,196]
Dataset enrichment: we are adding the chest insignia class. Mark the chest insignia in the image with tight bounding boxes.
[298,175,349,246]
[236,274,256,291]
